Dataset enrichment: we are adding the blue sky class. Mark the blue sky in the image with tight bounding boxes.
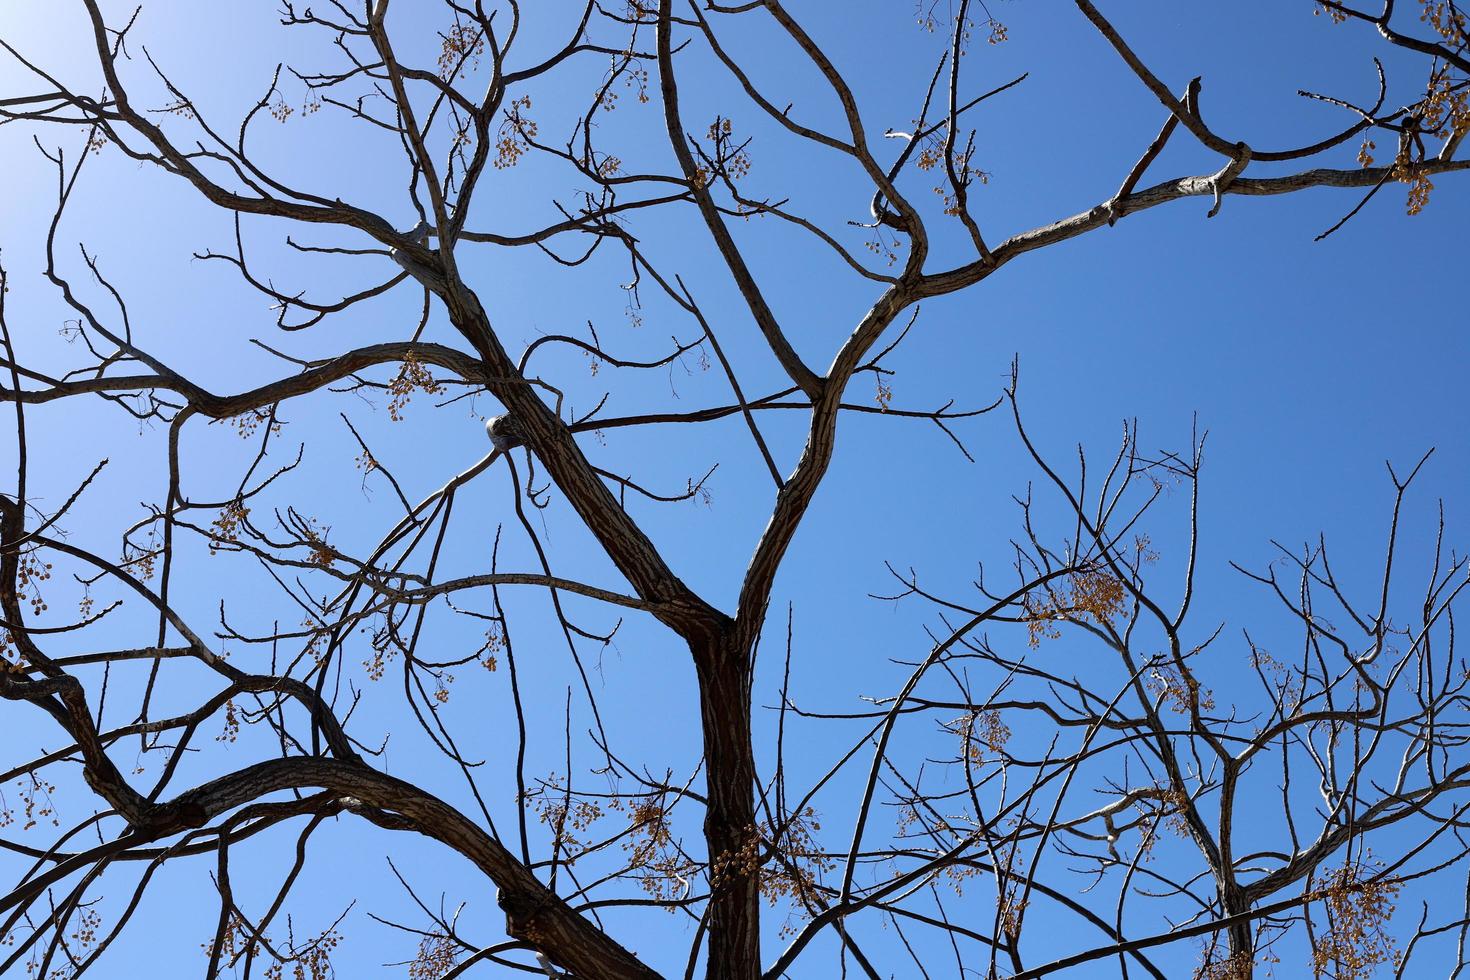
[1,1,1468,976]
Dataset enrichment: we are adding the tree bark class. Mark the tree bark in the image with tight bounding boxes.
[696,633,761,980]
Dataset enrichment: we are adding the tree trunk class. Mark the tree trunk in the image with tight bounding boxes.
[696,635,761,980]
[1222,882,1254,978]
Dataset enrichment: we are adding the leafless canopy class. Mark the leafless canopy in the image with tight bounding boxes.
[2,1,1469,978]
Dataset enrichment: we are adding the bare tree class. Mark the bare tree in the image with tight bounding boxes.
[1,1,1468,977]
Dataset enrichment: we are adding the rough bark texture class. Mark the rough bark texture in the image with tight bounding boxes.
[696,635,761,980]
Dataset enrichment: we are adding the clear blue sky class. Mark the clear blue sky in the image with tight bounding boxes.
[1,1,1467,976]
